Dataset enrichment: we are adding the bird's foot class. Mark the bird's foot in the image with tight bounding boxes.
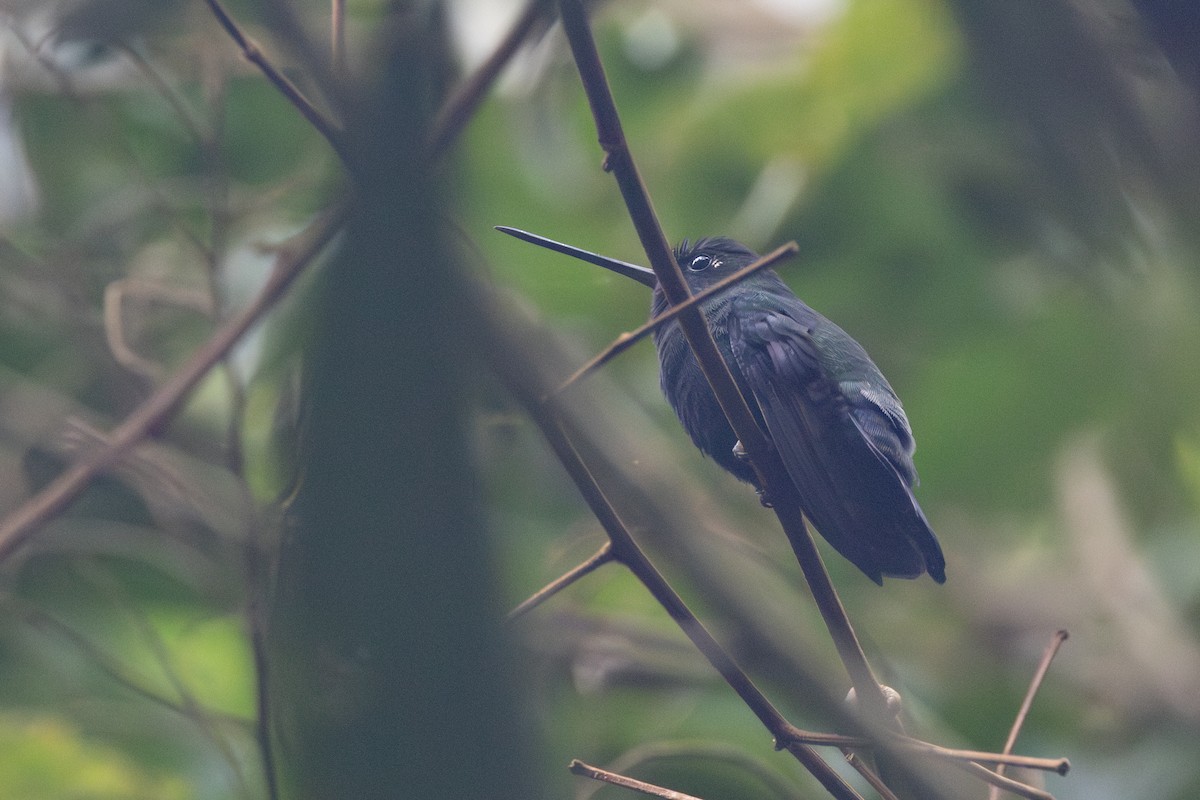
[734,442,774,506]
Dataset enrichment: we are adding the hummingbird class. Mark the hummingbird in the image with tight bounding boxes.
[497,227,946,585]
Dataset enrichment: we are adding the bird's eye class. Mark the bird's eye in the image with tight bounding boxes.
[688,255,711,272]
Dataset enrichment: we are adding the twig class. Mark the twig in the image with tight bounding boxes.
[428,0,554,159]
[774,725,1067,774]
[201,0,347,158]
[952,760,1056,800]
[555,0,893,739]
[581,740,799,800]
[552,243,799,395]
[0,200,348,565]
[570,759,706,800]
[988,630,1070,799]
[507,542,614,621]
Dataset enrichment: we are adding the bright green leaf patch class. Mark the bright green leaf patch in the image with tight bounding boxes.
[0,713,191,800]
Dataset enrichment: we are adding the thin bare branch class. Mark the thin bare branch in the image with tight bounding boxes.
[507,542,614,621]
[845,753,902,800]
[570,759,706,800]
[953,760,1056,800]
[202,0,346,158]
[584,741,799,800]
[0,199,348,565]
[988,629,1070,799]
[553,243,799,395]
[553,0,894,734]
[776,725,1068,774]
[895,739,1069,776]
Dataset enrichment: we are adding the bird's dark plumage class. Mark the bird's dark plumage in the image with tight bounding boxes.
[499,228,946,585]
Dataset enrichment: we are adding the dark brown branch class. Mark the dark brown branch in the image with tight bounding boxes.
[570,759,706,800]
[988,629,1070,799]
[554,242,799,395]
[553,0,891,729]
[202,0,347,158]
[0,200,349,565]
[506,542,614,621]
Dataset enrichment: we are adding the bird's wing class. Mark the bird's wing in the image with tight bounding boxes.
[728,298,945,583]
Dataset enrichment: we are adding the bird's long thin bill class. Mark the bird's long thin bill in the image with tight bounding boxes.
[494,226,658,288]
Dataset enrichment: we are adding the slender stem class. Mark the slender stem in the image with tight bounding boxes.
[570,759,706,800]
[506,543,615,621]
[896,739,1068,775]
[553,0,890,727]
[988,629,1070,799]
[845,753,902,800]
[553,243,798,395]
[0,200,348,565]
[202,0,347,159]
[954,760,1056,800]
[331,0,346,76]
[587,740,800,800]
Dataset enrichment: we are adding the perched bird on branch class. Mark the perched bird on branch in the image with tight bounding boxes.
[499,227,946,585]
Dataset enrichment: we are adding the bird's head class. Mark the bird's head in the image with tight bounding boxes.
[673,237,760,293]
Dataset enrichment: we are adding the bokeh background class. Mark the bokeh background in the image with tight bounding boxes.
[1,0,1199,797]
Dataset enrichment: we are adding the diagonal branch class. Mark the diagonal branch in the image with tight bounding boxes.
[0,200,349,566]
[202,0,347,158]
[555,0,892,739]
[487,329,864,799]
[570,759,707,800]
[539,419,865,800]
[506,543,614,621]
[988,629,1070,799]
